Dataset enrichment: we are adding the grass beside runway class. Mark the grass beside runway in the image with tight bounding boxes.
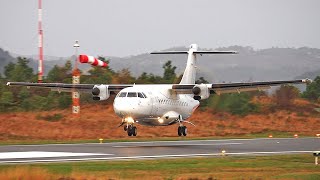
[0,154,319,179]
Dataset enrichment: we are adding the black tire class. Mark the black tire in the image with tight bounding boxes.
[132,126,137,136]
[182,126,187,136]
[127,126,133,136]
[178,126,182,136]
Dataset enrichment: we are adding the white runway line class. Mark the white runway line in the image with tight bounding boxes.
[112,142,243,148]
[0,151,315,164]
[0,151,112,159]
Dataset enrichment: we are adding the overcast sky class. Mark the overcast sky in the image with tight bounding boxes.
[0,0,319,57]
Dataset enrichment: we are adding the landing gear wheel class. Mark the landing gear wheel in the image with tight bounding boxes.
[182,126,187,136]
[132,126,137,136]
[127,125,133,136]
[178,126,187,136]
[178,126,182,136]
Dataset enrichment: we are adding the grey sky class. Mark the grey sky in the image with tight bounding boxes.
[0,0,319,57]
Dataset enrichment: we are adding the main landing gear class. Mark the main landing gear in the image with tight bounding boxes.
[178,126,187,136]
[124,124,137,136]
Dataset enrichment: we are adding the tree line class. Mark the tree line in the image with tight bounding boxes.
[0,56,319,115]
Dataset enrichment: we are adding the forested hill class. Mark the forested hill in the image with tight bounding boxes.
[0,48,15,74]
[1,46,320,82]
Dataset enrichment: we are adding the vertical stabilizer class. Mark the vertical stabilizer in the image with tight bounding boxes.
[180,44,198,84]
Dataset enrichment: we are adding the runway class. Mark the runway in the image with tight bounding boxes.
[0,138,319,164]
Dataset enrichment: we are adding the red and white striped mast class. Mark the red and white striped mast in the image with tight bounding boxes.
[38,0,44,82]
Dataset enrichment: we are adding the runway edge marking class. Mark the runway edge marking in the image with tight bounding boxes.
[0,151,315,164]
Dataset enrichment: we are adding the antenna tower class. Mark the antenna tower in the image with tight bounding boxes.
[38,0,44,82]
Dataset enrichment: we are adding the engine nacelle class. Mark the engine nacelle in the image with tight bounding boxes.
[92,85,110,101]
[192,84,210,100]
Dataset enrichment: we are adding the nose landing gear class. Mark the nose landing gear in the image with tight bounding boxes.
[127,125,137,136]
[123,124,137,136]
[118,121,137,136]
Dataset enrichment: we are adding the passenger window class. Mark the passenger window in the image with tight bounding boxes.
[119,92,127,97]
[127,92,137,97]
[138,92,144,98]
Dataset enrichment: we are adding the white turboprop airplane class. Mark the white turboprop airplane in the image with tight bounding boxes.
[7,44,310,137]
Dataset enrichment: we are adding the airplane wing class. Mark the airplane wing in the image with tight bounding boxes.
[172,79,311,95]
[6,82,132,94]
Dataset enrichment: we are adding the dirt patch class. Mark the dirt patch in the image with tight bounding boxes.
[0,98,319,141]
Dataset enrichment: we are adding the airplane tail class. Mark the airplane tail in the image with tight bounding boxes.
[151,44,237,84]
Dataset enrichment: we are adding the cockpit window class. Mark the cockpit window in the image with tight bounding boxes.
[127,92,137,97]
[138,92,144,98]
[119,92,127,97]
[142,92,147,98]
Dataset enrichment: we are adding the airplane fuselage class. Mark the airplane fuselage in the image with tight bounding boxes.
[113,85,199,126]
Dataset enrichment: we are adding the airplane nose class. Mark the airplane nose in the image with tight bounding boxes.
[114,99,138,116]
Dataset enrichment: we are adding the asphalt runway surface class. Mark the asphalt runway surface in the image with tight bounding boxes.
[0,138,319,164]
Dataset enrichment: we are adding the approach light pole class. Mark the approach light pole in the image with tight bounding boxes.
[72,40,80,115]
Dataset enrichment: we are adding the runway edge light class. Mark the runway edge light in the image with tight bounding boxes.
[313,151,320,165]
[221,150,226,156]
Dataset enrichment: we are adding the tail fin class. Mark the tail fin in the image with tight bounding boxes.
[151,44,237,84]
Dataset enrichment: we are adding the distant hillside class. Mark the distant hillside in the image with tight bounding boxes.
[108,46,320,83]
[1,46,320,82]
[0,48,15,75]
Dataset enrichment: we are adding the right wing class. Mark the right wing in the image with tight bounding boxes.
[210,79,310,95]
[172,79,311,95]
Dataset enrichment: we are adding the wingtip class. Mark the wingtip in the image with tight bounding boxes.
[302,78,312,84]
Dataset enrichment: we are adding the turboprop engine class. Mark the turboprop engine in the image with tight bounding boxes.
[192,84,210,100]
[92,85,110,101]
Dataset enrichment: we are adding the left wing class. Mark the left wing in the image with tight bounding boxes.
[6,82,132,94]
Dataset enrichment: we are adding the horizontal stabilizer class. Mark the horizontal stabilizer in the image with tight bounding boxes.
[151,51,237,54]
[150,51,188,54]
[194,51,237,54]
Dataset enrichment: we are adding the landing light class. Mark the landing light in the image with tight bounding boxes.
[158,118,164,124]
[125,117,134,123]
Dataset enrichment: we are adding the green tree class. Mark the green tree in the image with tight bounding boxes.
[113,68,135,84]
[0,91,15,112]
[136,72,162,84]
[4,62,15,78]
[162,61,177,83]
[58,93,72,109]
[5,57,34,81]
[302,76,320,102]
[208,93,259,116]
[47,60,73,83]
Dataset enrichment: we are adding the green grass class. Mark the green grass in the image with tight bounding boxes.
[0,154,319,179]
